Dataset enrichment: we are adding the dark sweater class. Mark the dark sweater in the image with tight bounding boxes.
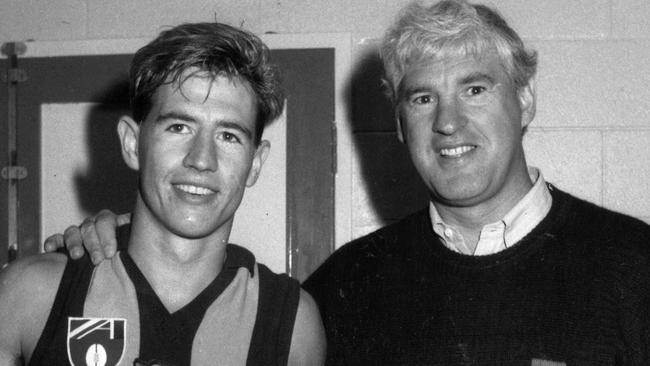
[303,186,650,365]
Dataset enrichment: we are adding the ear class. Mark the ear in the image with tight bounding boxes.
[117,116,140,171]
[518,77,536,128]
[246,140,270,187]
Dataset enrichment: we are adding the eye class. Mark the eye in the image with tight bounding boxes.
[166,123,190,134]
[467,86,486,96]
[219,131,241,144]
[411,94,435,105]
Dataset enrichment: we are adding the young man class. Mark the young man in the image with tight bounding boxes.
[46,1,650,365]
[0,22,325,365]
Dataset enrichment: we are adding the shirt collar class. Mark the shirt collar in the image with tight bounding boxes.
[429,167,552,255]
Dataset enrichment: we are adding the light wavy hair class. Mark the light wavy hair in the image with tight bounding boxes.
[381,0,537,102]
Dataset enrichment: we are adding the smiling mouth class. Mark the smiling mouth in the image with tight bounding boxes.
[175,184,216,196]
[440,145,476,157]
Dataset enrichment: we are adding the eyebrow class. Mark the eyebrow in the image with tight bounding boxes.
[458,72,495,86]
[219,121,253,140]
[398,72,496,98]
[398,84,433,101]
[156,111,194,123]
[157,112,253,140]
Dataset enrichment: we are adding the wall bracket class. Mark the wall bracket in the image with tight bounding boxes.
[1,166,28,180]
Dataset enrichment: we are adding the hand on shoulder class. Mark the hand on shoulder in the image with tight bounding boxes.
[42,210,129,265]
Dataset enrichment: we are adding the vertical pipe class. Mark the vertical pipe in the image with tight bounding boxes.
[4,42,20,263]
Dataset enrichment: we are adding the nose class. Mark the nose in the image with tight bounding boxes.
[433,97,467,135]
[183,130,218,172]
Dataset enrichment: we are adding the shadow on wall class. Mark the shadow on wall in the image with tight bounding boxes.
[75,79,138,217]
[346,47,429,228]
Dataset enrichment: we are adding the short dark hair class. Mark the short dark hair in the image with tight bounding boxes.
[130,22,284,144]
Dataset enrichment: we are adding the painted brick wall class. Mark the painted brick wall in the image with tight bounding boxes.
[2,0,649,241]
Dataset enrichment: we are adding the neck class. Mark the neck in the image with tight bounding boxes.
[433,168,534,249]
[126,198,231,313]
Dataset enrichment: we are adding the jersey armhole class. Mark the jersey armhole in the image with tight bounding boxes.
[28,255,94,365]
[247,264,300,366]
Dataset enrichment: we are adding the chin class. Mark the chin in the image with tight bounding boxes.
[432,181,492,207]
[169,225,219,240]
[165,216,223,239]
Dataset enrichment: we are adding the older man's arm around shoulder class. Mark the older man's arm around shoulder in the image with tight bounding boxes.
[288,289,326,365]
[0,252,67,364]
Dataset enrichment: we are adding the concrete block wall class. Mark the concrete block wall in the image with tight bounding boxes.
[2,0,649,241]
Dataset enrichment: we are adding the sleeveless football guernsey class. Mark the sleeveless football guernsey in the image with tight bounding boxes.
[29,229,300,366]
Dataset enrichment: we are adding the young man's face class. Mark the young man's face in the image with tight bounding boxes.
[395,52,535,212]
[121,71,268,240]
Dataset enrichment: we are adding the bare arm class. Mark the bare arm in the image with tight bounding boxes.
[0,253,67,363]
[42,209,130,264]
[288,289,326,366]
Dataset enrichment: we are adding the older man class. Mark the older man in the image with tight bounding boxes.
[305,1,650,364]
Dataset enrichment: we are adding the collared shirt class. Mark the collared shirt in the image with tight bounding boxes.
[429,167,553,256]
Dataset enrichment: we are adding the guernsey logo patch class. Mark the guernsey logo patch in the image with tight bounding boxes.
[67,317,126,366]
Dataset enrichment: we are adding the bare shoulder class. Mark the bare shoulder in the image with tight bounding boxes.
[288,288,326,366]
[0,252,68,301]
[0,253,68,359]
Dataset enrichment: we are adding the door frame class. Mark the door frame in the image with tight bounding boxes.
[1,33,352,279]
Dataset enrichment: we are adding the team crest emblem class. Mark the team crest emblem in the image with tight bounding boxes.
[67,317,126,366]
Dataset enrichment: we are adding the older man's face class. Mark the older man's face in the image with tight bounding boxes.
[395,52,535,213]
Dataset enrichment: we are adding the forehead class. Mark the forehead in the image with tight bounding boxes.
[399,52,511,91]
[149,71,257,125]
